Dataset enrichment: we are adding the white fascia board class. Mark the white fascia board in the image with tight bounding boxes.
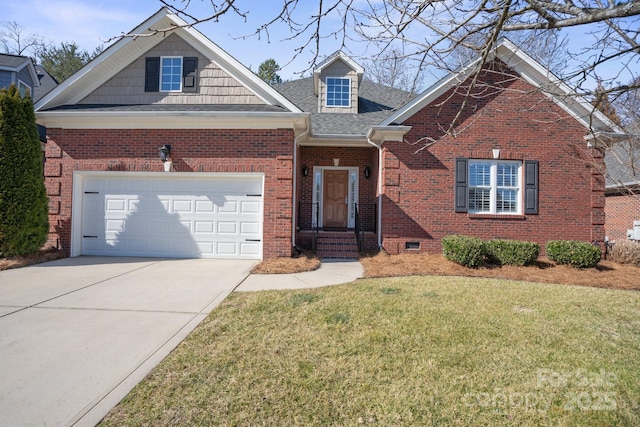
[35,111,309,131]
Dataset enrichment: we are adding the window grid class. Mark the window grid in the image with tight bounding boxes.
[160,57,182,92]
[468,160,521,214]
[326,77,350,107]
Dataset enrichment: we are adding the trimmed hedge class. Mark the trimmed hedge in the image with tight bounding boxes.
[485,239,540,266]
[442,235,485,267]
[546,240,601,268]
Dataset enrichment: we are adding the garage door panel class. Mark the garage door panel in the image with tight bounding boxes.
[79,174,263,259]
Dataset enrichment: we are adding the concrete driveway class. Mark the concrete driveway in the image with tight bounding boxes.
[0,256,255,427]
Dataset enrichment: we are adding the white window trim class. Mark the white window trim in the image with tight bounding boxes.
[18,80,31,97]
[325,76,351,108]
[312,166,359,228]
[468,160,522,215]
[160,56,183,92]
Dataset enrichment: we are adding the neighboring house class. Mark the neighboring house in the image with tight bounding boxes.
[0,53,40,97]
[32,64,58,103]
[605,140,640,241]
[34,8,623,260]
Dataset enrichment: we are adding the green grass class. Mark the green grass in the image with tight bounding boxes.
[101,277,640,426]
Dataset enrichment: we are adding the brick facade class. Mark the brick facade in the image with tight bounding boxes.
[379,61,606,254]
[605,193,640,241]
[44,128,295,258]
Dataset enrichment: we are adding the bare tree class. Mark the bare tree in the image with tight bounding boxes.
[0,21,49,60]
[363,47,425,92]
[143,1,639,99]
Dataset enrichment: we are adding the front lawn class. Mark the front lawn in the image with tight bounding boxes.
[101,276,640,426]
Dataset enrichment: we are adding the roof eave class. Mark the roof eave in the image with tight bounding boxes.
[36,110,310,133]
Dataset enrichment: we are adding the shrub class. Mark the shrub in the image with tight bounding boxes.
[0,85,49,256]
[608,240,640,266]
[485,239,540,266]
[545,240,601,268]
[442,235,485,267]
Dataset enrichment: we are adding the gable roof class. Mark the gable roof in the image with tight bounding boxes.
[0,53,40,89]
[34,8,300,113]
[381,38,624,137]
[276,77,414,136]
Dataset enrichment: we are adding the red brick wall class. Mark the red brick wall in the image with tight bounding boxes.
[605,193,640,241]
[44,128,295,258]
[381,61,606,254]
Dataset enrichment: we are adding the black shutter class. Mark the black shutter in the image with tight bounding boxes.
[524,160,539,214]
[145,57,160,92]
[182,57,198,92]
[454,158,468,212]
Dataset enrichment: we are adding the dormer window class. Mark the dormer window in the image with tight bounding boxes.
[326,77,351,107]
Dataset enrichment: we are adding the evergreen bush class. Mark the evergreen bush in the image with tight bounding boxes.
[442,235,485,267]
[485,239,540,266]
[0,85,49,256]
[545,240,601,268]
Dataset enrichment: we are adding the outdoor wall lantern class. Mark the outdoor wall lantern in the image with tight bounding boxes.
[159,144,171,162]
[364,166,371,179]
[302,165,309,177]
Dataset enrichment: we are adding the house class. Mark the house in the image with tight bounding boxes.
[605,139,640,241]
[34,8,623,260]
[0,53,40,97]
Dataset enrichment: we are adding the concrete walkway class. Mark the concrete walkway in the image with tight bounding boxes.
[236,258,364,291]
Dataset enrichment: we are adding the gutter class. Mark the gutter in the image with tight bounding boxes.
[292,127,310,250]
[366,136,384,249]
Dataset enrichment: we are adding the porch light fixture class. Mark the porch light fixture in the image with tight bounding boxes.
[159,144,171,162]
[302,165,309,177]
[364,166,371,179]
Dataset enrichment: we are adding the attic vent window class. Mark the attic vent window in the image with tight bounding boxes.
[326,77,350,107]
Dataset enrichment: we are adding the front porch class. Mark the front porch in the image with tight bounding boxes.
[294,142,380,258]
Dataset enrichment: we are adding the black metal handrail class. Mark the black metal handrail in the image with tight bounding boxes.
[354,203,362,252]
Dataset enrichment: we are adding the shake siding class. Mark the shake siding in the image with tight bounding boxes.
[80,33,263,105]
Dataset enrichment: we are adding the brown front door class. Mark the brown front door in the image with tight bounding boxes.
[323,170,349,227]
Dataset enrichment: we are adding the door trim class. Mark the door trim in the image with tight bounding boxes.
[312,166,359,228]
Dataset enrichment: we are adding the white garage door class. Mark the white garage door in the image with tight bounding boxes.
[77,173,263,259]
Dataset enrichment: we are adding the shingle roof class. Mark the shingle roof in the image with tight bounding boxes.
[605,139,640,188]
[275,77,415,135]
[41,104,288,113]
[0,53,30,68]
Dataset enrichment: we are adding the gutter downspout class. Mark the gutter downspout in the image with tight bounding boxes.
[292,128,310,250]
[366,136,383,249]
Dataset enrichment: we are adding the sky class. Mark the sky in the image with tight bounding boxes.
[1,0,346,81]
[1,0,636,91]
